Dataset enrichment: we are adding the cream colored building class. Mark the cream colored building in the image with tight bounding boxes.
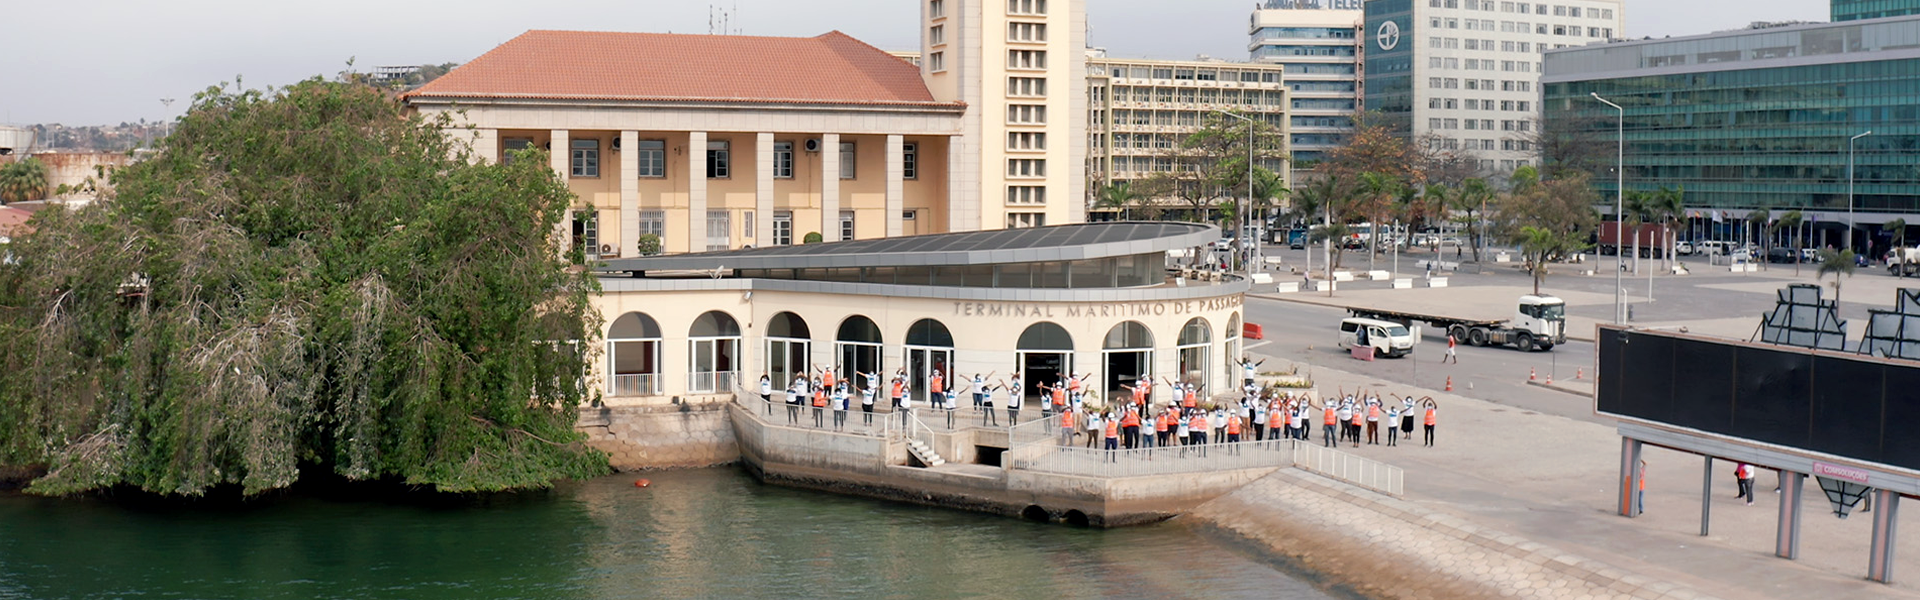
[404,30,965,257]
[922,0,1088,230]
[591,222,1246,408]
[1085,53,1291,212]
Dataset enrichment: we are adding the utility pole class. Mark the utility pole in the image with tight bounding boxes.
[1593,92,1626,324]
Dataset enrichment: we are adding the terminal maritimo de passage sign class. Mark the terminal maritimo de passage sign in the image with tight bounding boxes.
[952,296,1244,319]
[1595,325,1920,473]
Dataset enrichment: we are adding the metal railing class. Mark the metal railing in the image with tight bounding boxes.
[1292,441,1405,496]
[609,373,659,397]
[732,392,895,439]
[687,371,738,394]
[1007,413,1062,448]
[1012,438,1297,478]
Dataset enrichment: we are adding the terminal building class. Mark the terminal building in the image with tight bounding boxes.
[589,222,1246,407]
[1541,15,1920,252]
[1365,0,1623,175]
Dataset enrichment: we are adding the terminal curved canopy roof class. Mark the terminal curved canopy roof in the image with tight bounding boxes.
[600,222,1218,272]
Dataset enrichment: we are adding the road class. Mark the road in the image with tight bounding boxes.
[1240,292,1604,425]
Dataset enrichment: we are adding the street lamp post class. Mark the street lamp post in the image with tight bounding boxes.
[1592,92,1626,324]
[1850,130,1872,254]
[1215,110,1259,276]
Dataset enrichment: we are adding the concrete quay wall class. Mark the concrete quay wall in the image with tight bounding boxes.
[1192,469,1724,600]
[578,402,739,471]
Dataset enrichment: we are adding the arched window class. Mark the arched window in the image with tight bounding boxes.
[689,311,741,392]
[1101,321,1154,400]
[765,312,811,392]
[904,319,954,403]
[1017,322,1074,403]
[836,316,884,392]
[607,312,662,396]
[1177,317,1212,387]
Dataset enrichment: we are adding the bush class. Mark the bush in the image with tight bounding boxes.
[636,233,662,256]
[803,231,824,244]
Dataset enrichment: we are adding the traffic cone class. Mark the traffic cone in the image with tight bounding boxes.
[1445,376,1453,392]
[1576,368,1584,380]
[1546,371,1554,385]
[1529,367,1537,381]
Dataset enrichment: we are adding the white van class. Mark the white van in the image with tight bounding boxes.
[1339,317,1416,358]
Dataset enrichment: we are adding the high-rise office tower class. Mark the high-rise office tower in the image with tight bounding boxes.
[1250,0,1365,167]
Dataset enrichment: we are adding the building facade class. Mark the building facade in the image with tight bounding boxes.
[921,0,1089,230]
[590,222,1246,408]
[1834,0,1920,21]
[404,31,965,257]
[1542,16,1920,249]
[1365,0,1623,175]
[1084,53,1290,210]
[1249,0,1365,166]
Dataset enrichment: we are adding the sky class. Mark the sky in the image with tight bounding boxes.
[2,0,1829,126]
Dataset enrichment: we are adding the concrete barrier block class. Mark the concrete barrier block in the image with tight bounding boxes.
[1250,273,1274,284]
[1333,271,1354,282]
[1428,277,1449,288]
[1392,278,1413,289]
[1367,270,1391,280]
[1496,252,1512,263]
[1274,282,1300,293]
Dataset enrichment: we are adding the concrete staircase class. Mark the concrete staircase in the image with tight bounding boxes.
[906,438,946,467]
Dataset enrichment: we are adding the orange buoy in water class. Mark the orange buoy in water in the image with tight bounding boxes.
[633,479,652,488]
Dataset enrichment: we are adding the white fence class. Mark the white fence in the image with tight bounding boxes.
[1012,439,1296,478]
[1293,441,1405,496]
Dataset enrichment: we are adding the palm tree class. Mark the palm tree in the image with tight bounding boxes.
[1422,183,1451,253]
[1453,178,1495,262]
[1888,218,1908,252]
[1817,248,1857,311]
[1746,208,1771,269]
[1778,210,1805,276]
[1291,174,1354,282]
[1357,171,1405,272]
[1646,186,1684,272]
[0,157,50,204]
[1095,181,1143,220]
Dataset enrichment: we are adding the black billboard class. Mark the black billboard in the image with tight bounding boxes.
[1597,325,1920,472]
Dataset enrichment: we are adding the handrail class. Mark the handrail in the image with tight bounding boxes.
[730,387,893,439]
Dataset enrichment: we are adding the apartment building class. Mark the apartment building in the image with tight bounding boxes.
[1365,0,1624,175]
[1085,53,1290,209]
[922,0,1088,229]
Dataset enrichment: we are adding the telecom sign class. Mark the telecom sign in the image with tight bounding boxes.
[1376,20,1401,51]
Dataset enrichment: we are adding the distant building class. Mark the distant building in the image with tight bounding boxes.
[1084,52,1290,214]
[1833,0,1920,21]
[1542,15,1920,253]
[1366,0,1624,176]
[1249,0,1364,166]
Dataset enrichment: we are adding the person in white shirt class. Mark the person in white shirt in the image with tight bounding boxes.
[979,381,1000,427]
[1085,409,1103,448]
[831,383,850,430]
[1004,379,1023,425]
[859,378,876,427]
[1210,407,1227,443]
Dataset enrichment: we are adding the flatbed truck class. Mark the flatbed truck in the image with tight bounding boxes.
[1342,295,1569,352]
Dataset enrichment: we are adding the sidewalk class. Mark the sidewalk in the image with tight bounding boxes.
[1253,283,1768,343]
[1241,350,1919,599]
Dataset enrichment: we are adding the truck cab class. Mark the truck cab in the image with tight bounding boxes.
[1340,317,1416,358]
[1513,295,1568,350]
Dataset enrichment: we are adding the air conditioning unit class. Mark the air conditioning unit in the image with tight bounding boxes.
[803,139,823,153]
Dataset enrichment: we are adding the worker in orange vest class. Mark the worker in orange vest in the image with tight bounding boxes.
[1154,408,1172,449]
[1322,400,1338,448]
[1422,398,1439,447]
[1188,410,1210,456]
[1104,413,1121,457]
[1119,406,1142,449]
[1058,406,1077,447]
[1365,400,1382,445]
[1226,413,1244,456]
[811,384,829,427]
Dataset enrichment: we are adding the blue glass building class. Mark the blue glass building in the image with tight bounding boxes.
[1542,16,1920,250]
[1834,0,1920,22]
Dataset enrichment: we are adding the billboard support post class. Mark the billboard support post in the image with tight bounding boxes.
[1776,471,1805,560]
[1869,489,1900,583]
[1620,438,1643,518]
[1700,456,1713,536]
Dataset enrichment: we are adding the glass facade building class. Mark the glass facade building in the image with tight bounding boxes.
[1251,0,1365,165]
[1542,17,1920,231]
[1834,0,1920,22]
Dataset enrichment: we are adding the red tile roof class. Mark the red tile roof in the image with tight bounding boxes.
[0,206,33,238]
[404,30,956,109]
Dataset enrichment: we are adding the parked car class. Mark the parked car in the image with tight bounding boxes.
[1674,240,1694,255]
[1767,247,1797,264]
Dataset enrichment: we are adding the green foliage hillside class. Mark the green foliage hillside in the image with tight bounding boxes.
[0,78,608,496]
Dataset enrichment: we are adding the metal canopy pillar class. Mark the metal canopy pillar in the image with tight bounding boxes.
[1776,471,1805,559]
[1700,456,1713,536]
[1620,438,1644,517]
[1870,489,1901,583]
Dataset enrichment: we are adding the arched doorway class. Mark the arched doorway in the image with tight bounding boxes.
[1102,321,1154,400]
[905,318,954,404]
[836,316,883,393]
[766,312,811,391]
[1177,317,1212,387]
[688,311,741,393]
[1017,322,1074,403]
[607,311,662,396]
[1225,312,1243,382]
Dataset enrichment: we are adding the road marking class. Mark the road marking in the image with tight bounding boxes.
[1244,340,1272,351]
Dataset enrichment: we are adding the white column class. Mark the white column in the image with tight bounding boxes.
[619,130,639,257]
[688,132,708,253]
[886,134,905,238]
[549,129,572,251]
[819,133,841,241]
[948,133,976,232]
[756,132,775,248]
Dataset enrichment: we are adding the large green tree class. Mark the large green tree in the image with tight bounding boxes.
[0,157,49,204]
[0,78,607,496]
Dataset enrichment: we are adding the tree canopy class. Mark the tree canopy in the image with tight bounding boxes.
[0,79,607,496]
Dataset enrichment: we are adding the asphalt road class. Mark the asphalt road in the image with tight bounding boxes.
[1240,289,1605,426]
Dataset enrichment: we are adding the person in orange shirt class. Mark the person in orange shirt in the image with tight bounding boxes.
[1103,412,1121,458]
[1365,399,1382,445]
[1120,405,1142,449]
[1155,408,1172,449]
[811,381,829,428]
[1225,413,1244,455]
[1422,398,1439,447]
[1188,410,1210,457]
[1058,406,1077,447]
[1322,400,1339,448]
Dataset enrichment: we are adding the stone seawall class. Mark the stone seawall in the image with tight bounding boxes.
[1191,469,1724,600]
[578,402,738,471]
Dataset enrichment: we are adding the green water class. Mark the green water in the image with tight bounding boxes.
[0,468,1336,600]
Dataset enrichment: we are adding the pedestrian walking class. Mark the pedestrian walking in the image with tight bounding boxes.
[1736,463,1756,506]
[1636,460,1648,513]
[1443,334,1459,364]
